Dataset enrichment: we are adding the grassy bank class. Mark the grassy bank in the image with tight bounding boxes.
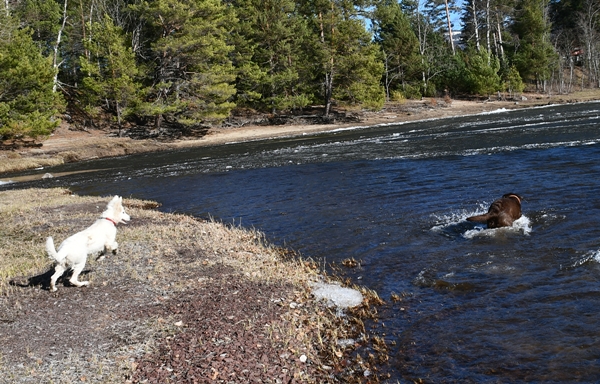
[0,188,385,383]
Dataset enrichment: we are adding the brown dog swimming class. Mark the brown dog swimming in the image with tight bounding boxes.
[466,193,523,228]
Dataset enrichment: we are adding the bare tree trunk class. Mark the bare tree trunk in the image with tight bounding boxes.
[318,10,334,117]
[444,0,455,55]
[495,13,504,59]
[52,0,68,93]
[471,0,480,51]
[485,0,491,54]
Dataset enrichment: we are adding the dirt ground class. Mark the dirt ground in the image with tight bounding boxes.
[0,190,383,383]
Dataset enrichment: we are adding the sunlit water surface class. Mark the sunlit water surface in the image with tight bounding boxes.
[5,102,600,382]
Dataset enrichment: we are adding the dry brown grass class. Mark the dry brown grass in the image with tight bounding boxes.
[0,155,65,174]
[0,136,168,175]
[0,188,385,383]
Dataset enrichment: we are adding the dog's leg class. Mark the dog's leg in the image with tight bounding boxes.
[50,264,66,292]
[106,241,119,255]
[69,263,89,288]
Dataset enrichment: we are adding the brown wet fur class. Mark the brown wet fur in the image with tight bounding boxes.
[466,193,523,228]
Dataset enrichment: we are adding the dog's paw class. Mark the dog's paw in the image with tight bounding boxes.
[96,255,106,261]
[70,280,90,287]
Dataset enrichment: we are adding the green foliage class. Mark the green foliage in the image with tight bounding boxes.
[232,0,312,112]
[373,1,421,98]
[5,0,587,127]
[503,65,525,96]
[80,15,143,128]
[14,0,62,55]
[510,0,558,84]
[401,83,423,99]
[332,19,385,109]
[462,48,502,96]
[136,0,237,127]
[0,22,64,140]
[390,90,406,102]
[301,0,385,112]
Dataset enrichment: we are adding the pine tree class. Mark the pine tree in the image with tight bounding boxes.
[134,0,236,128]
[373,1,421,99]
[510,0,558,89]
[463,47,502,95]
[503,64,524,97]
[299,0,385,115]
[80,15,143,135]
[231,0,313,112]
[0,17,65,141]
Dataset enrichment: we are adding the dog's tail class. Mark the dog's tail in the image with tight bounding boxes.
[46,237,64,264]
[466,214,490,223]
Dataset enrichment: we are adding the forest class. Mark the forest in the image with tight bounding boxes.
[0,0,596,140]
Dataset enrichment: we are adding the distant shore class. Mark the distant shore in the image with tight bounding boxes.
[1,90,600,177]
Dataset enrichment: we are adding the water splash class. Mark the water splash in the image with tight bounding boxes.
[463,215,532,239]
[430,205,532,239]
[570,250,600,268]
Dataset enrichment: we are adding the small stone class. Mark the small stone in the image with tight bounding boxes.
[299,355,307,363]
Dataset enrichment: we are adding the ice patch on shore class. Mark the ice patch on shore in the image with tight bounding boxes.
[311,281,363,308]
[0,180,13,185]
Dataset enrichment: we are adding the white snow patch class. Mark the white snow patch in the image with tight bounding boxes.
[311,281,363,308]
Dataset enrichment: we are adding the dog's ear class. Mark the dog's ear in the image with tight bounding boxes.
[108,195,120,207]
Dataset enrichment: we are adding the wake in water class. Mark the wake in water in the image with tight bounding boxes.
[430,204,532,239]
[568,249,600,269]
[462,215,531,238]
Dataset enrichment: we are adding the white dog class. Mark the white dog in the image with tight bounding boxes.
[46,195,130,292]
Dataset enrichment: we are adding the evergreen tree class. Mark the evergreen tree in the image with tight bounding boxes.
[462,47,502,95]
[80,15,143,135]
[231,0,312,112]
[510,0,558,88]
[299,0,385,115]
[503,64,525,97]
[14,0,62,55]
[134,0,236,128]
[0,18,65,140]
[373,0,421,99]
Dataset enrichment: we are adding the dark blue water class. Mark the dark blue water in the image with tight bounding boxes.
[4,102,600,382]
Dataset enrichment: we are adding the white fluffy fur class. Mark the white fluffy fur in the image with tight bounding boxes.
[46,195,130,292]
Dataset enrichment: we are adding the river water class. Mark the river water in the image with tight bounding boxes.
[4,102,600,382]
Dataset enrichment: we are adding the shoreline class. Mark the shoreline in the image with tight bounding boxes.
[1,91,600,381]
[0,188,386,382]
[2,90,600,177]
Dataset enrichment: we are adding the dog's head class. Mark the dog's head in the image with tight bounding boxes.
[105,195,131,224]
[502,193,523,205]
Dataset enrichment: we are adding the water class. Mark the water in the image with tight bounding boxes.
[5,102,600,382]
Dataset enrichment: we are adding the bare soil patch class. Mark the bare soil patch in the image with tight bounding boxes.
[0,189,384,383]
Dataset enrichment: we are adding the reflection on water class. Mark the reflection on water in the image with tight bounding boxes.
[5,101,600,382]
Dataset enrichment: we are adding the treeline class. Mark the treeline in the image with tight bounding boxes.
[0,0,594,140]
